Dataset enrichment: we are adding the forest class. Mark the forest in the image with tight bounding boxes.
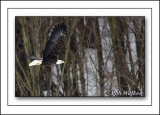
[15,16,145,97]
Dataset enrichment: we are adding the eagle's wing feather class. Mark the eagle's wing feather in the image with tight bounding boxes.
[43,23,66,60]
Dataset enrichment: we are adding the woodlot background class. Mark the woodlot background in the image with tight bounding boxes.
[15,16,145,97]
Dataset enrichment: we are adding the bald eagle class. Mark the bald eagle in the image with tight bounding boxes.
[28,22,66,66]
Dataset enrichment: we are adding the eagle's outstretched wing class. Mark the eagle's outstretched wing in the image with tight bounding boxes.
[43,22,66,63]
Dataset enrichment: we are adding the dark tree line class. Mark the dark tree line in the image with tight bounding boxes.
[15,16,145,97]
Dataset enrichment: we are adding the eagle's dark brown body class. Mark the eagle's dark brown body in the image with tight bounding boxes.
[28,23,66,66]
[27,22,67,96]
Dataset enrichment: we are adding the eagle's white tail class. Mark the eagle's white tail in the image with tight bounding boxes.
[29,60,43,66]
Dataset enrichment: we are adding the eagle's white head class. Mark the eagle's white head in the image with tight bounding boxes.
[56,60,65,65]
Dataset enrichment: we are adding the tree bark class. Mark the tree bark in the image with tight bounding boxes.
[94,17,104,96]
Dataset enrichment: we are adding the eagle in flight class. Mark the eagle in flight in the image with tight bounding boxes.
[28,22,66,66]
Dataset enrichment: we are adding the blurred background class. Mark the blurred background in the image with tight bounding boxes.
[15,16,145,97]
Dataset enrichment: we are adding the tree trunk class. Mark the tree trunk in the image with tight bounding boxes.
[108,17,130,96]
[133,17,145,96]
[94,17,104,96]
